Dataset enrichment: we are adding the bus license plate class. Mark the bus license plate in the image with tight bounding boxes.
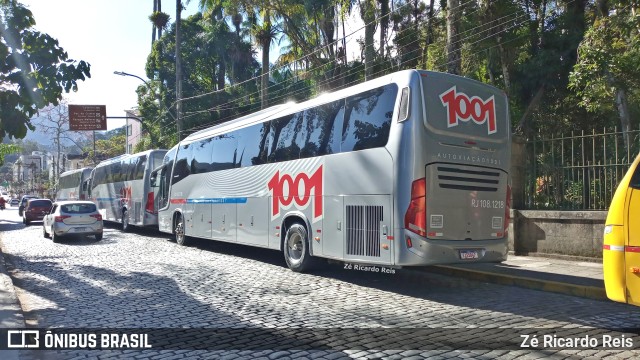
[459,250,479,260]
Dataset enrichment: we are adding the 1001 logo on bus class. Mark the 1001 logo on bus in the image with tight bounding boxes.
[439,86,497,135]
[268,165,323,221]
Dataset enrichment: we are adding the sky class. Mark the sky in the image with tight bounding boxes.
[21,0,201,130]
[20,1,367,133]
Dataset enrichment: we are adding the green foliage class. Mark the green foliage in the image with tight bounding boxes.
[0,0,91,140]
[0,143,19,166]
[132,0,640,147]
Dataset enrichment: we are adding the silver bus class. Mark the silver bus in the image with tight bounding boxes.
[57,167,93,201]
[89,149,167,231]
[154,70,511,272]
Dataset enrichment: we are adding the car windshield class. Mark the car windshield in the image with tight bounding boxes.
[61,203,97,214]
[29,200,51,207]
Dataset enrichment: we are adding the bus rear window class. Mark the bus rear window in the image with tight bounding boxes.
[61,203,97,214]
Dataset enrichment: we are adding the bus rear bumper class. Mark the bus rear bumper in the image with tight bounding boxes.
[395,231,508,266]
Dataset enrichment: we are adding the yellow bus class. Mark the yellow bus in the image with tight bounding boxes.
[603,153,640,306]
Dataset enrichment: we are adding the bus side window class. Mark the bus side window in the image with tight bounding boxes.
[173,143,192,183]
[269,113,299,163]
[629,163,640,189]
[341,84,397,152]
[237,125,267,167]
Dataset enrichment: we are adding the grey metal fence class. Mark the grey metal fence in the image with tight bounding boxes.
[524,127,640,210]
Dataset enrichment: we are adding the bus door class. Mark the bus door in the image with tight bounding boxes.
[342,196,393,265]
[625,184,640,305]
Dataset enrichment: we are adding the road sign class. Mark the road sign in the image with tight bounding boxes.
[68,105,107,131]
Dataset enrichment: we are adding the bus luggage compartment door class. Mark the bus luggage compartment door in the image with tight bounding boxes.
[425,163,507,241]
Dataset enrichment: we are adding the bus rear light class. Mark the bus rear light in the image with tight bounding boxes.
[145,192,155,214]
[406,237,413,248]
[55,215,71,223]
[504,185,511,232]
[404,178,426,237]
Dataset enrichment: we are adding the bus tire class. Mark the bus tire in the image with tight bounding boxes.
[121,208,130,232]
[174,214,189,246]
[283,223,316,272]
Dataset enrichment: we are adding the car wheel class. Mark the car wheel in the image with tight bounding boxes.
[122,208,130,232]
[51,231,60,243]
[174,214,189,246]
[95,232,103,241]
[43,225,50,238]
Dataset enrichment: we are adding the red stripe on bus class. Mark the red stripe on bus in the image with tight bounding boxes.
[603,245,610,250]
[626,246,640,253]
[170,198,187,204]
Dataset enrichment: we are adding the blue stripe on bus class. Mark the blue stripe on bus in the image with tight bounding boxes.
[186,198,248,204]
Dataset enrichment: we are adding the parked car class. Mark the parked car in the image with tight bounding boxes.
[43,201,103,242]
[23,198,53,225]
[10,198,19,207]
[18,195,37,216]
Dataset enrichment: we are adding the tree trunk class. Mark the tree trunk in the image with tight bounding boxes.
[152,0,157,44]
[497,40,511,95]
[423,0,435,67]
[158,0,163,38]
[446,0,461,75]
[360,0,377,80]
[260,10,271,109]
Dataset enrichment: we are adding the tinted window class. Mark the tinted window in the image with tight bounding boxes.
[269,114,300,162]
[300,100,344,158]
[630,163,640,189]
[237,124,269,167]
[341,84,397,152]
[29,200,51,208]
[211,134,238,170]
[189,138,213,174]
[173,144,192,184]
[134,155,147,180]
[61,203,97,214]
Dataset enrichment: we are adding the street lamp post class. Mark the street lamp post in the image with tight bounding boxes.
[114,70,178,148]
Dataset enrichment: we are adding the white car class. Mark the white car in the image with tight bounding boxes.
[43,201,103,243]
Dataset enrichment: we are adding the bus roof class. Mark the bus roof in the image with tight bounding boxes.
[59,167,93,177]
[93,149,168,168]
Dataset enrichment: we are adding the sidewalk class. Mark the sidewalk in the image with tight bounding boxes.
[428,254,606,301]
[0,245,24,360]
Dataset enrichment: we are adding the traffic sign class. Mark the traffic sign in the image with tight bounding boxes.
[69,105,107,130]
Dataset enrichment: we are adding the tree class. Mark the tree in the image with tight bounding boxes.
[0,144,19,166]
[31,102,89,181]
[569,0,640,151]
[0,0,91,139]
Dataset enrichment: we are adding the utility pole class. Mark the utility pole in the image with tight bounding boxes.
[175,0,184,141]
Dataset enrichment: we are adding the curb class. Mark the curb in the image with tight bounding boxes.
[427,265,608,301]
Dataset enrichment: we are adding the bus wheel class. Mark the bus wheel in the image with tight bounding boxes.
[121,209,130,232]
[283,223,315,272]
[174,214,189,246]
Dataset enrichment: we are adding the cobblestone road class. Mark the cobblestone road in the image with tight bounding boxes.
[1,208,639,359]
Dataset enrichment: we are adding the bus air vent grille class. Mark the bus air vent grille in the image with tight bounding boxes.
[437,166,500,192]
[346,205,383,257]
